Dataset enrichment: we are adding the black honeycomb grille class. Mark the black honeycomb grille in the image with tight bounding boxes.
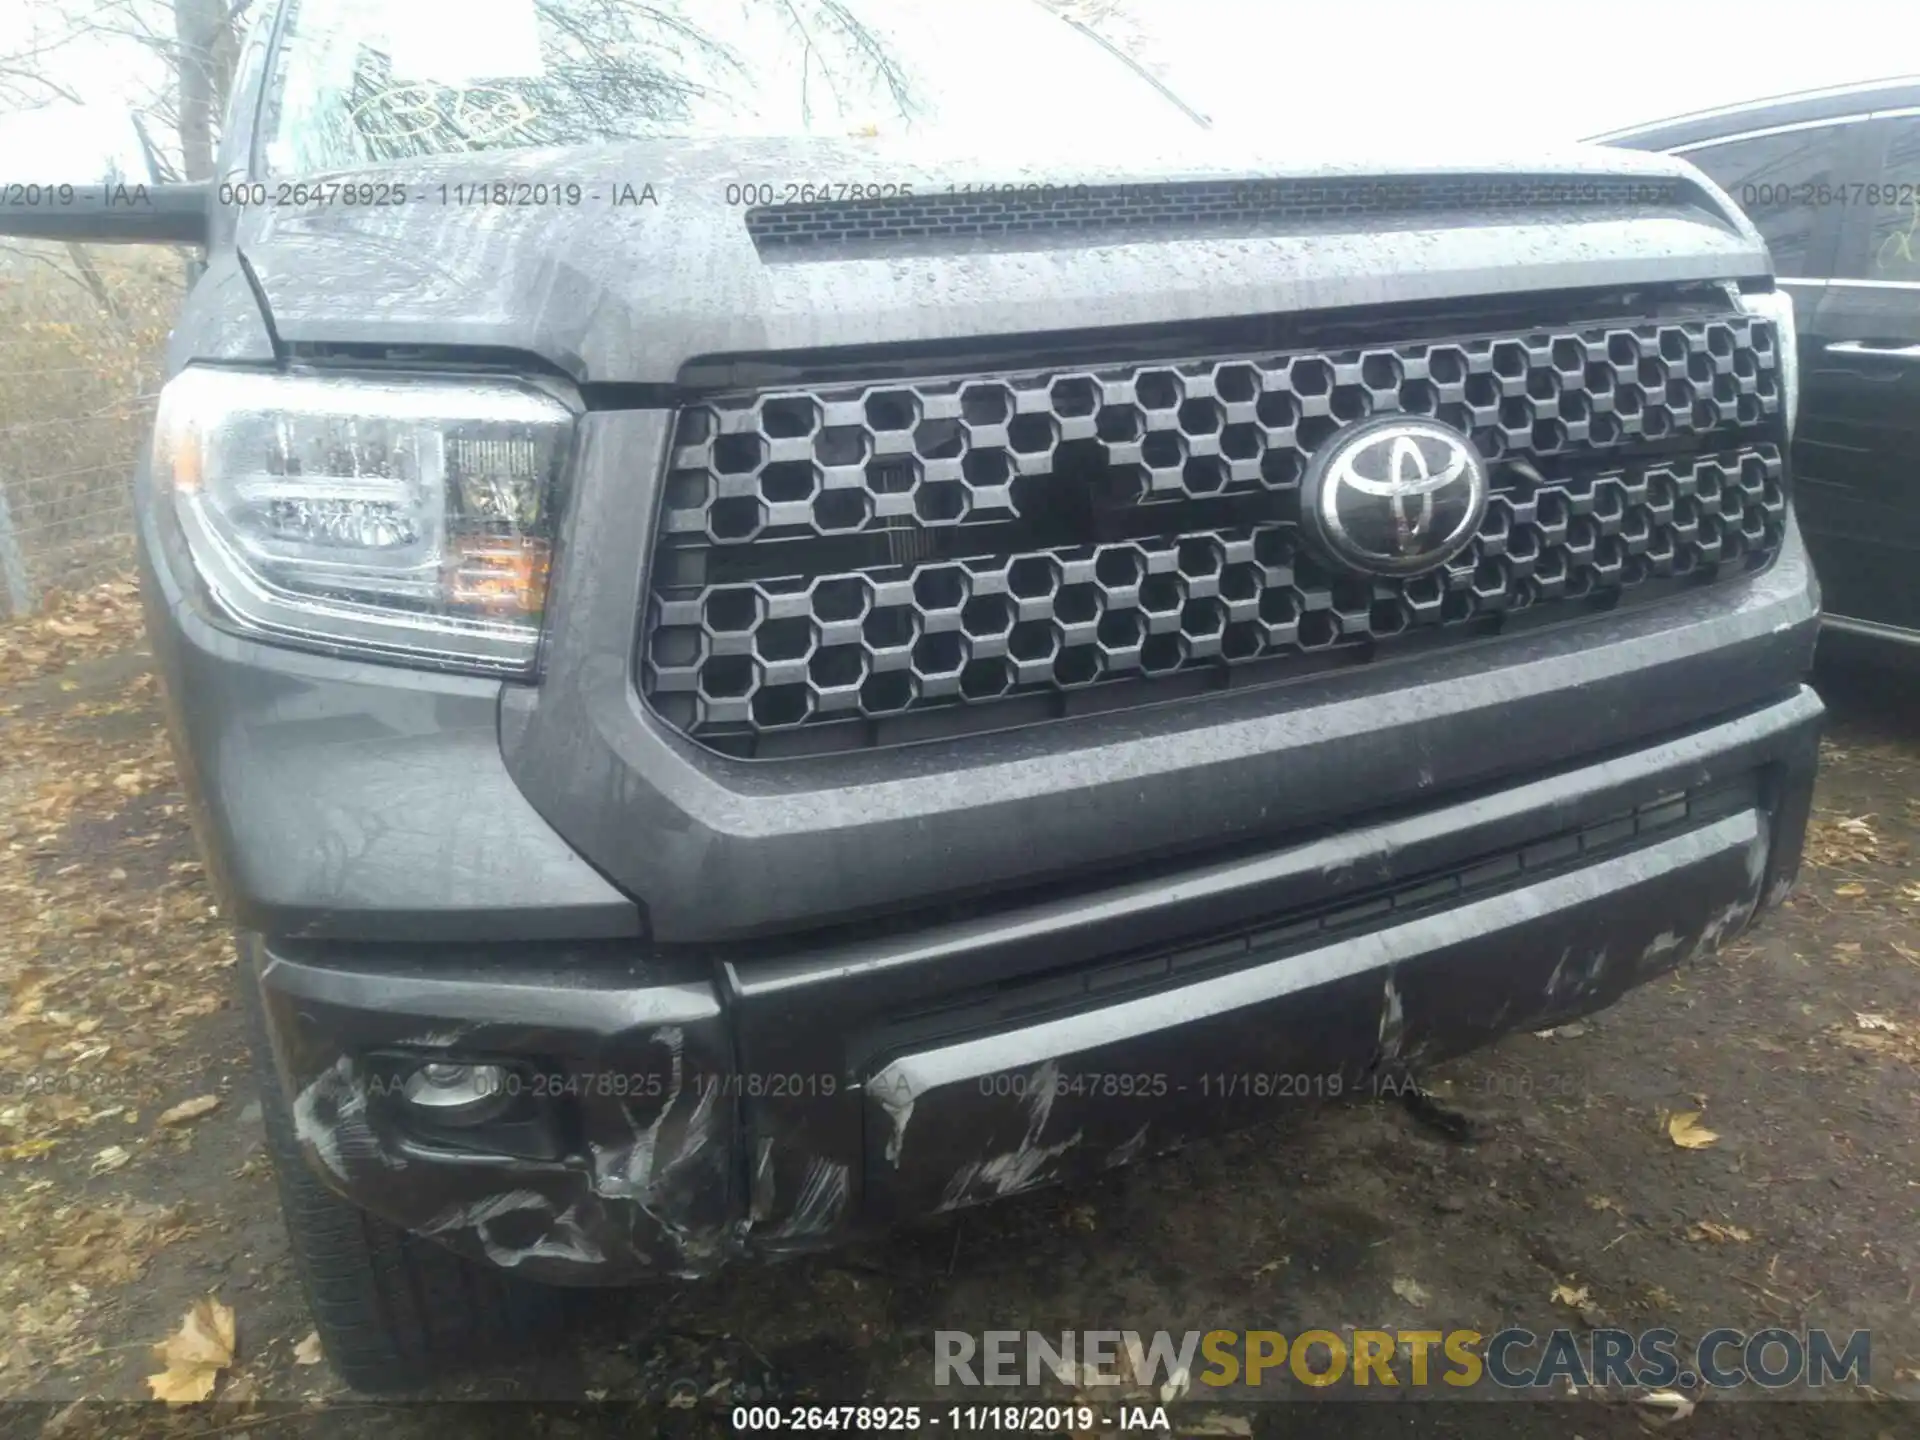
[744,175,1693,251]
[643,313,1785,757]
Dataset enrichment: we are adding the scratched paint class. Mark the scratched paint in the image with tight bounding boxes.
[284,1019,737,1281]
[586,1025,686,1203]
[1543,947,1576,1002]
[1105,1123,1151,1169]
[580,1026,731,1270]
[939,1060,1085,1213]
[418,1190,609,1270]
[875,1076,916,1169]
[1376,973,1406,1065]
[761,1157,852,1241]
[1693,895,1758,957]
[291,1055,404,1182]
[397,1028,471,1049]
[748,1135,778,1224]
[1643,930,1685,962]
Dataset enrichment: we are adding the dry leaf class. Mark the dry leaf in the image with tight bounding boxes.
[1855,1013,1900,1033]
[1688,1221,1753,1243]
[145,1297,236,1403]
[1636,1388,1698,1425]
[1549,1280,1608,1330]
[1533,1021,1589,1039]
[1158,1362,1190,1404]
[1391,1276,1431,1307]
[156,1096,219,1128]
[89,1145,131,1175]
[1587,1194,1626,1215]
[1833,883,1867,898]
[292,1331,323,1366]
[1667,1112,1719,1149]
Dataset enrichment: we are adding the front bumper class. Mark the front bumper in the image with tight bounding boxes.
[250,685,1821,1284]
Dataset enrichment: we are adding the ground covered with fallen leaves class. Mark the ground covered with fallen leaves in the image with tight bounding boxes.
[0,581,1915,1439]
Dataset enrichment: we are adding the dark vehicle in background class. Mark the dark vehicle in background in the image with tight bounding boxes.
[1,0,1824,1394]
[1598,78,1920,662]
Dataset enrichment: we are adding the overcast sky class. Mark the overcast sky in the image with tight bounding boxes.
[0,0,1911,174]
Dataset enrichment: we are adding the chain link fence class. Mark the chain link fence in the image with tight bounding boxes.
[0,243,178,618]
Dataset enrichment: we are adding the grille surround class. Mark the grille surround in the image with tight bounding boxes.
[642,312,1784,757]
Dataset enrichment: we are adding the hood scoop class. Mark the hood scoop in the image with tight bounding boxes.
[744,173,1701,256]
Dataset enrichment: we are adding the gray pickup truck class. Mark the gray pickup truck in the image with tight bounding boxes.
[0,0,1821,1393]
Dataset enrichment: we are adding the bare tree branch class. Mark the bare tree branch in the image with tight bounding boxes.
[63,243,131,328]
[0,67,87,106]
[814,0,917,120]
[0,241,111,308]
[131,110,183,182]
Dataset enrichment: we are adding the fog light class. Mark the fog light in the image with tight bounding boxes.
[400,1061,509,1124]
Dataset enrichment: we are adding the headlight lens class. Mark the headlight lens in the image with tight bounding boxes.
[151,368,573,672]
[1734,286,1799,439]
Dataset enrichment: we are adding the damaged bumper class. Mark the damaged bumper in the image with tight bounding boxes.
[249,686,1820,1284]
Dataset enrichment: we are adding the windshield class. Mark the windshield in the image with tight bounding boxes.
[261,0,1199,176]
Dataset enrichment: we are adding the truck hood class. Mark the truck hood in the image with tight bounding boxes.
[238,137,1767,385]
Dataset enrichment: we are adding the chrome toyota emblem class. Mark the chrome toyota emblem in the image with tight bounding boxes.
[1302,417,1489,576]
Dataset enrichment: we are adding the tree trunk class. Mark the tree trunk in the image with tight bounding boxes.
[172,0,222,180]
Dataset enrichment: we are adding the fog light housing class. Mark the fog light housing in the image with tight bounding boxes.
[400,1061,509,1125]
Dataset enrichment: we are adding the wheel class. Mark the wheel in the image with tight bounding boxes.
[241,970,569,1393]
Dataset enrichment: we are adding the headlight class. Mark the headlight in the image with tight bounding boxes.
[1733,286,1799,440]
[150,367,573,673]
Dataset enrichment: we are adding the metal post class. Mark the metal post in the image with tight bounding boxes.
[0,480,33,618]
